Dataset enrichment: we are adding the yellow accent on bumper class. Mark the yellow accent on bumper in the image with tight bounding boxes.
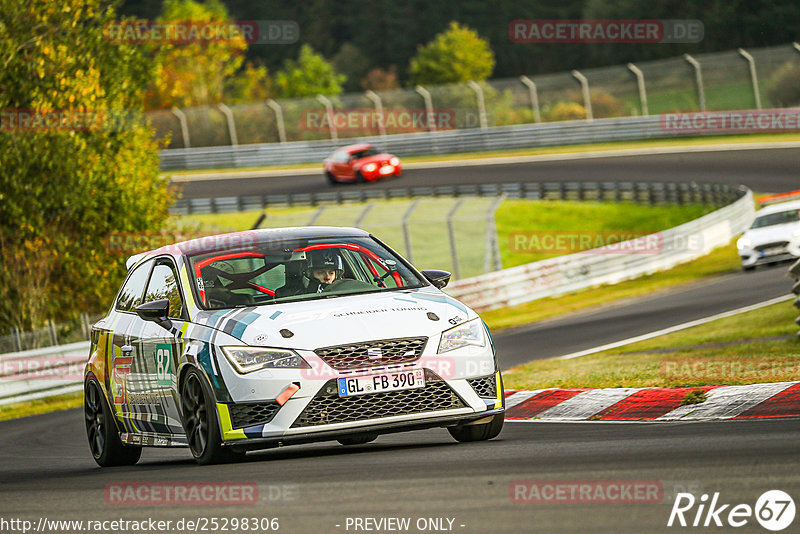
[493,371,504,410]
[216,403,246,441]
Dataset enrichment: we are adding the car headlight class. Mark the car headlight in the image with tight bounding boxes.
[363,163,377,172]
[222,346,309,373]
[736,236,751,249]
[438,318,486,353]
[389,157,399,166]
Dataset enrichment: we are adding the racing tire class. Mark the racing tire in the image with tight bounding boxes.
[326,171,339,185]
[180,368,245,465]
[447,413,504,443]
[337,434,378,446]
[743,265,756,272]
[355,170,366,183]
[84,380,142,467]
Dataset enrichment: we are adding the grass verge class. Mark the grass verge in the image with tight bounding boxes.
[503,300,800,391]
[0,391,83,422]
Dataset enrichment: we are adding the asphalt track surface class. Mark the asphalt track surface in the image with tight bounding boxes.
[1,411,797,533]
[2,148,798,533]
[175,146,800,199]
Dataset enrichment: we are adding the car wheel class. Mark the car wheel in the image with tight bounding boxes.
[337,433,377,446]
[84,380,142,467]
[180,368,244,465]
[355,170,366,183]
[447,413,504,443]
[326,171,339,185]
[743,265,756,271]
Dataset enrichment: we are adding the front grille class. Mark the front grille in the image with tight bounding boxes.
[228,402,280,429]
[467,375,497,398]
[292,370,465,428]
[754,241,789,252]
[314,337,427,371]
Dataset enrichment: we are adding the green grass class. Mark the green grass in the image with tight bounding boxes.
[503,300,800,390]
[178,198,714,279]
[496,200,711,267]
[165,132,800,176]
[0,391,83,422]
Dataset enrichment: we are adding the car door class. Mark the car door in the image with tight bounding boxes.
[107,258,153,435]
[333,150,355,179]
[131,257,188,438]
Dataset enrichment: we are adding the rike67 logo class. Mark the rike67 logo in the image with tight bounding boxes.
[668,490,795,531]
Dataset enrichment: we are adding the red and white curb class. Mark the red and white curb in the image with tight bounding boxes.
[503,382,800,422]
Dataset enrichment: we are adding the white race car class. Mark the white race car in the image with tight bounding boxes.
[84,227,504,466]
[737,200,800,270]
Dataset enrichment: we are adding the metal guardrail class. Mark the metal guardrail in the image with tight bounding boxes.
[0,341,88,406]
[445,186,754,311]
[160,114,714,171]
[790,259,800,335]
[172,180,739,215]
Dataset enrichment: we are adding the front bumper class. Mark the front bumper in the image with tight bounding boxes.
[223,407,505,451]
[740,246,799,267]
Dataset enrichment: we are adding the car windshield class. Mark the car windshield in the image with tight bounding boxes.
[350,147,380,159]
[186,235,425,310]
[750,209,800,229]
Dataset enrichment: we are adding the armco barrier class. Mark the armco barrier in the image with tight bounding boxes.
[160,114,716,171]
[790,259,800,335]
[172,181,738,215]
[0,341,88,406]
[445,187,754,311]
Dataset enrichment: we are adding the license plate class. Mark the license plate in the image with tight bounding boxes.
[338,369,425,397]
[761,246,785,257]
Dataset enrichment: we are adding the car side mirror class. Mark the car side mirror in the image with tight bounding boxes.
[135,299,173,331]
[421,270,451,289]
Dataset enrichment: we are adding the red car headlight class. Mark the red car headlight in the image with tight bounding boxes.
[363,163,377,172]
[389,157,399,166]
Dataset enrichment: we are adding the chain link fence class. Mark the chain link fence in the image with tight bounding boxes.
[150,44,800,150]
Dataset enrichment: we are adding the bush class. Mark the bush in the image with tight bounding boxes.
[766,62,800,108]
[544,102,587,121]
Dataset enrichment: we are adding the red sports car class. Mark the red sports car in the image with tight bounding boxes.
[324,144,402,184]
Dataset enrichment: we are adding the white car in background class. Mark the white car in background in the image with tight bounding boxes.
[737,199,800,270]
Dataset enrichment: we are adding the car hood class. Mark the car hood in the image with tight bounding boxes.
[354,153,394,165]
[193,287,473,350]
[742,222,800,246]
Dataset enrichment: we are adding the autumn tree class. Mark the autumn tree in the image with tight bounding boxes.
[0,0,172,333]
[274,44,346,98]
[409,22,495,85]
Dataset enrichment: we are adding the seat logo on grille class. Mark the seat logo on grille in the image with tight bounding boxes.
[367,347,383,360]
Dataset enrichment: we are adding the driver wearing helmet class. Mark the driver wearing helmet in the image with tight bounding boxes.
[305,249,344,293]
